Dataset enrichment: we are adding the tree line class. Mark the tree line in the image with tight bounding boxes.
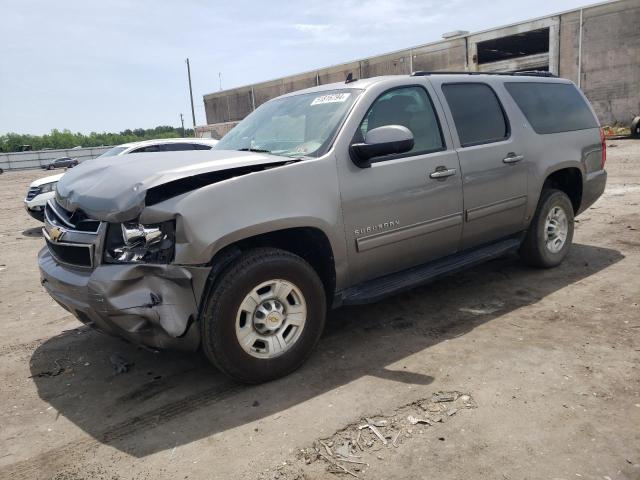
[0,126,195,152]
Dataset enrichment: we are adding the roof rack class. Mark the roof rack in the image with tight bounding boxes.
[411,70,556,78]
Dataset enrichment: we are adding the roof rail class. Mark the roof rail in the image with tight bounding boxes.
[411,70,557,78]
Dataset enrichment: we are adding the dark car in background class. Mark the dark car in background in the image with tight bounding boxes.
[42,157,78,170]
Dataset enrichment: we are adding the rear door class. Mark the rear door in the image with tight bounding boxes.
[434,79,528,249]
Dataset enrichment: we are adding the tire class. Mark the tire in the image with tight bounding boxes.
[200,247,326,383]
[47,165,54,170]
[520,188,574,268]
[631,116,640,139]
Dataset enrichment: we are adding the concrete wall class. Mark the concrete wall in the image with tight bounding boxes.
[411,38,467,72]
[0,146,110,172]
[195,122,239,140]
[203,0,639,129]
[572,0,639,124]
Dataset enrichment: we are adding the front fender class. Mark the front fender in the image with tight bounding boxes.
[140,155,350,289]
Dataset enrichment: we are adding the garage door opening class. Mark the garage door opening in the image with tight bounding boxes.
[477,27,550,64]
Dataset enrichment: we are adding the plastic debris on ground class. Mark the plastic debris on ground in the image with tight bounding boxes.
[292,391,477,478]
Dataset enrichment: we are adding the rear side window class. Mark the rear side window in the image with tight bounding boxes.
[192,144,213,150]
[504,82,598,134]
[442,83,509,147]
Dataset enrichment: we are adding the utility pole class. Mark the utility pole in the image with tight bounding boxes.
[185,58,196,133]
[218,72,222,91]
[180,113,185,137]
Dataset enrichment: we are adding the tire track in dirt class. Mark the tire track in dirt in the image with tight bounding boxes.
[0,338,48,358]
[1,380,242,479]
[0,328,92,358]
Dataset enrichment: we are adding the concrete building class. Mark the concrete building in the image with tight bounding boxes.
[199,0,639,138]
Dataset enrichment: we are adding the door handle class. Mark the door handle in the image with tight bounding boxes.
[503,153,524,164]
[429,167,457,179]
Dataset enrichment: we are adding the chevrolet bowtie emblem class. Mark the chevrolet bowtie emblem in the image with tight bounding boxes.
[49,226,65,242]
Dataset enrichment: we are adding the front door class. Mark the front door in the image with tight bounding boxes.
[337,84,464,285]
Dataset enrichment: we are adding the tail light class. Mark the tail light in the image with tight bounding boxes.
[599,127,607,169]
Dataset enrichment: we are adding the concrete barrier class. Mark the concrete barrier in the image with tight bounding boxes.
[0,146,111,172]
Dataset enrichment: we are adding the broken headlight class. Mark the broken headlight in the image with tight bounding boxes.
[104,220,175,264]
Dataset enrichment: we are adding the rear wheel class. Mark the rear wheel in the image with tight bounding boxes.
[520,189,574,268]
[200,248,326,383]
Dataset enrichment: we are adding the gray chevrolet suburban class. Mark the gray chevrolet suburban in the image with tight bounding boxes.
[39,72,607,383]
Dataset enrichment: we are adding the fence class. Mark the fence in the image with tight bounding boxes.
[0,146,111,172]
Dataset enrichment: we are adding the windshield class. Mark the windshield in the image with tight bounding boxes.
[97,146,128,158]
[215,88,361,158]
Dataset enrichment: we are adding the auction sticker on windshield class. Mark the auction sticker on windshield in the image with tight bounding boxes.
[310,93,351,105]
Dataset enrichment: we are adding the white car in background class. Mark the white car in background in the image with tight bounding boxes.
[24,138,219,221]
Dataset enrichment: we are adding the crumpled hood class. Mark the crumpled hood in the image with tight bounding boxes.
[55,150,289,222]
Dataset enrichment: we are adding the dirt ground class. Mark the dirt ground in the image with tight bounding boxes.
[0,141,639,480]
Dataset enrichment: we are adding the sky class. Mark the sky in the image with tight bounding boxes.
[0,0,597,135]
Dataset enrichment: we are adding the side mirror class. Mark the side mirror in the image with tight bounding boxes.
[350,125,414,168]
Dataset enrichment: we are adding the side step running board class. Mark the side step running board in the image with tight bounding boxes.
[337,235,523,306]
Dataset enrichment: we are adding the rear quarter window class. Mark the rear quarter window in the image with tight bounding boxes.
[504,82,598,134]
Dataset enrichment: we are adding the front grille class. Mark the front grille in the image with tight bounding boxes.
[26,187,41,201]
[44,199,101,268]
[45,237,93,267]
[45,201,100,233]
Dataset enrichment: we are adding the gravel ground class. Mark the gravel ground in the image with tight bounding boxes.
[0,140,639,480]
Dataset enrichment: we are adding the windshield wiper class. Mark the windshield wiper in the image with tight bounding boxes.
[238,147,271,153]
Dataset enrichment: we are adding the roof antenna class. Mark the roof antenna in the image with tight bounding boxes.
[345,72,357,84]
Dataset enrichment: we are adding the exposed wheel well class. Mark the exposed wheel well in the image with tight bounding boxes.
[208,227,336,306]
[544,168,582,213]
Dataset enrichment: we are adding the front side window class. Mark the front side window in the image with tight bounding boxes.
[132,145,161,153]
[215,88,361,158]
[97,146,128,158]
[442,83,509,147]
[357,86,444,161]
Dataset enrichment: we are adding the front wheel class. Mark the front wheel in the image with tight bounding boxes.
[200,248,326,383]
[520,188,574,268]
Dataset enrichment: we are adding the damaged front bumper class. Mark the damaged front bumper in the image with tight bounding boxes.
[38,247,211,351]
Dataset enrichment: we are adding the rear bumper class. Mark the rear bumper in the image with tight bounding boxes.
[578,169,607,215]
[38,248,211,351]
